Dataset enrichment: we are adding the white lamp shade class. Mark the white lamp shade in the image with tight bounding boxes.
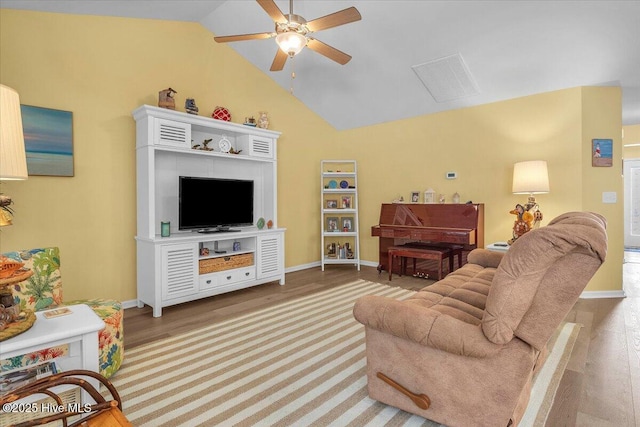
[276,31,307,56]
[512,160,549,194]
[0,84,28,180]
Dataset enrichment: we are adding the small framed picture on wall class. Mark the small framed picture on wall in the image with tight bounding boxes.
[411,191,420,203]
[424,188,435,204]
[341,195,352,209]
[592,138,613,167]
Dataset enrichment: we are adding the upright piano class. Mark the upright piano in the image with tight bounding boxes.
[371,203,484,273]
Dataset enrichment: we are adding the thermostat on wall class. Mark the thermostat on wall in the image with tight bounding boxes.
[446,172,457,179]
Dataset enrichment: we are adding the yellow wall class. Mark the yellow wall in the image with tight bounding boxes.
[580,87,624,291]
[623,124,640,158]
[0,9,624,301]
[338,89,584,260]
[0,9,334,301]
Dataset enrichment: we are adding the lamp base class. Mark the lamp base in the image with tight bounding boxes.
[508,199,544,244]
[0,209,13,226]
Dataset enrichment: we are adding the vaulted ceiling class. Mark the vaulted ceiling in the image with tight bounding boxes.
[2,1,639,130]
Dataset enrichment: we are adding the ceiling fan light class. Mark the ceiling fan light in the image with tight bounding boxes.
[276,31,307,56]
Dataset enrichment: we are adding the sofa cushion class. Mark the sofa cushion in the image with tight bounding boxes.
[409,262,494,325]
[353,253,503,357]
[481,211,607,348]
[2,248,63,311]
[65,299,124,378]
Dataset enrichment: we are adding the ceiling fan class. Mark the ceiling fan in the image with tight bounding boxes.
[214,0,362,71]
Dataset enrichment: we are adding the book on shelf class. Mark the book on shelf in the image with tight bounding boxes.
[0,361,60,395]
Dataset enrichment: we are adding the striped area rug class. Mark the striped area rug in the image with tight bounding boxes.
[110,280,579,427]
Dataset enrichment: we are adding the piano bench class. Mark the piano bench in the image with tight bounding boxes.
[388,246,453,281]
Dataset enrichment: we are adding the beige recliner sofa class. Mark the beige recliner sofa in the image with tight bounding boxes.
[353,211,607,427]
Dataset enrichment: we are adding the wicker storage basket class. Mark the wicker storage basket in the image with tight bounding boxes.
[199,253,254,274]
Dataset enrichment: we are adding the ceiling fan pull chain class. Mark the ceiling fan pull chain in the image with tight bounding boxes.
[290,55,296,94]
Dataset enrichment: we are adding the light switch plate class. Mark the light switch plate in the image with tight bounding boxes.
[602,192,617,203]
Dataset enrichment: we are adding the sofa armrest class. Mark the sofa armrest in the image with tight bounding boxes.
[353,295,502,357]
[467,248,505,268]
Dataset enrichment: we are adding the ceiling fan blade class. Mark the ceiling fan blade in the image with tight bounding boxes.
[307,38,352,65]
[270,49,289,71]
[214,32,275,43]
[257,0,287,23]
[306,7,361,32]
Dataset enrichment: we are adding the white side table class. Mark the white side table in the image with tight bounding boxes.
[486,242,510,252]
[1,304,105,394]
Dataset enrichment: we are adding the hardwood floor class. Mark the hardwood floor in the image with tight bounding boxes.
[124,254,640,426]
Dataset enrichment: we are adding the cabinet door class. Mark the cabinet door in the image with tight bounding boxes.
[238,135,274,159]
[161,243,198,300]
[256,233,283,278]
[155,118,191,149]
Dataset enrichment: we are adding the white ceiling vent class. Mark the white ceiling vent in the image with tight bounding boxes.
[412,53,480,103]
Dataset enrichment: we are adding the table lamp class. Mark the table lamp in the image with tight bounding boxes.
[509,160,549,244]
[0,85,32,336]
[0,84,28,228]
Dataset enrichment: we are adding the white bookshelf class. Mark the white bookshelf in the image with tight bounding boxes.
[320,160,360,270]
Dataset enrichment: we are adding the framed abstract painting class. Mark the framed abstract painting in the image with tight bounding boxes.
[20,105,74,176]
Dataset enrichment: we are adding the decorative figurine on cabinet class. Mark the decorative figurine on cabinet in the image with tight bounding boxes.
[257,112,269,129]
[185,98,199,115]
[192,138,213,151]
[158,88,177,110]
[212,106,231,121]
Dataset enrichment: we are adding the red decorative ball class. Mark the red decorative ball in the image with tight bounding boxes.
[212,106,231,121]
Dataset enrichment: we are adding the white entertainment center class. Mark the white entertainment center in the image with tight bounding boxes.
[133,105,285,317]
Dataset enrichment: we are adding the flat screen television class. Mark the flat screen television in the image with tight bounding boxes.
[179,176,254,232]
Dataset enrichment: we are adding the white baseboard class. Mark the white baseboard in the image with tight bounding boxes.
[580,290,626,299]
[284,259,379,273]
[121,299,139,309]
[359,260,378,268]
[285,261,320,273]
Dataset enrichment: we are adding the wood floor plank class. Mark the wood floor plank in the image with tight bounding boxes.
[545,369,583,427]
[565,310,592,373]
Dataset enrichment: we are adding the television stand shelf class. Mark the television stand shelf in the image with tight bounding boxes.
[133,105,285,317]
[198,229,241,234]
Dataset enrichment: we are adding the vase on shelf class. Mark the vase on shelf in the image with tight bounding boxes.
[257,112,269,129]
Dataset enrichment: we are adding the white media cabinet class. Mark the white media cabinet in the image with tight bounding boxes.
[133,105,285,317]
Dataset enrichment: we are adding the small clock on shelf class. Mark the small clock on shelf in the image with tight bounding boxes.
[218,136,231,153]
